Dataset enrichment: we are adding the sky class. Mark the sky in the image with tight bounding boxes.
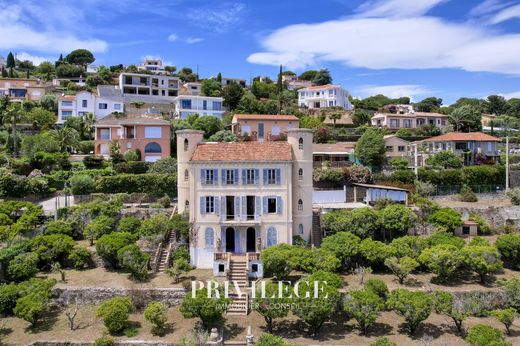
[1,0,520,104]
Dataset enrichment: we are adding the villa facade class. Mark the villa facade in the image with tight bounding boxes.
[176,129,313,278]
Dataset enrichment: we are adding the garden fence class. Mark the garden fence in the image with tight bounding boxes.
[432,184,505,196]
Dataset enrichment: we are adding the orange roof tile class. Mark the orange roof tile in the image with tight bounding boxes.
[191,141,292,162]
[233,114,299,121]
[421,132,500,142]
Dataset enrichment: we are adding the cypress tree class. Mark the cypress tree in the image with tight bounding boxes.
[216,72,222,83]
[6,52,15,69]
[277,64,283,94]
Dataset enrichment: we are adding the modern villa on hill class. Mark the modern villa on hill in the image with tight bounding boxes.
[298,84,353,110]
[176,128,313,278]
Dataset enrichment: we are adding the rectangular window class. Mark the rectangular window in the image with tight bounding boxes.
[181,99,192,109]
[99,128,110,140]
[144,126,162,138]
[386,146,393,152]
[266,169,276,184]
[205,169,214,185]
[328,90,334,96]
[455,142,467,150]
[245,169,256,184]
[203,100,207,110]
[403,119,412,128]
[205,197,214,213]
[114,103,121,110]
[61,101,73,107]
[267,197,277,213]
[463,227,470,235]
[61,111,73,118]
[99,103,108,109]
[271,126,280,136]
[398,146,406,152]
[390,119,399,128]
[212,102,222,111]
[226,169,235,185]
[328,101,334,107]
[81,100,87,108]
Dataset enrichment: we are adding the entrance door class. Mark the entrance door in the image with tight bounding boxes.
[246,227,256,252]
[226,227,235,252]
[258,123,264,140]
[246,196,255,220]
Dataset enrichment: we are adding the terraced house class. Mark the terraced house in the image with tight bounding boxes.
[176,129,313,278]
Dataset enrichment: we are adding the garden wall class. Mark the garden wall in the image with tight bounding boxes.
[451,204,520,228]
[30,342,175,346]
[52,287,186,308]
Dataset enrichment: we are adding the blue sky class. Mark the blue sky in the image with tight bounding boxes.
[1,0,520,104]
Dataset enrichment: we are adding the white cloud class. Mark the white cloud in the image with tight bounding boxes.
[14,52,53,65]
[186,37,204,44]
[355,84,431,100]
[186,2,246,33]
[0,2,108,54]
[499,91,520,99]
[357,0,448,17]
[470,0,514,16]
[167,34,178,42]
[488,4,520,24]
[247,2,520,75]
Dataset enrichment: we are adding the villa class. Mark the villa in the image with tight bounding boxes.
[57,88,124,123]
[298,84,353,110]
[176,128,313,278]
[174,95,224,119]
[372,111,449,132]
[0,78,46,102]
[231,114,300,141]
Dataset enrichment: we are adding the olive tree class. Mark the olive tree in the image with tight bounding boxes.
[144,301,168,335]
[321,232,360,269]
[253,282,292,333]
[431,291,469,334]
[419,244,462,282]
[180,286,231,329]
[492,308,518,335]
[387,289,433,335]
[96,297,134,334]
[384,256,419,284]
[344,289,384,334]
[461,245,503,283]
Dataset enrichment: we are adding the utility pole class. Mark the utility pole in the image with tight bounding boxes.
[506,136,510,192]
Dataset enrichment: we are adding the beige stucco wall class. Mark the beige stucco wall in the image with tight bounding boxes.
[232,118,299,141]
[385,136,411,158]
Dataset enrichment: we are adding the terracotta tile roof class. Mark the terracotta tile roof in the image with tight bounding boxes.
[300,84,339,91]
[233,114,299,121]
[191,142,292,162]
[313,142,355,154]
[421,132,500,142]
[95,115,171,126]
[59,95,76,100]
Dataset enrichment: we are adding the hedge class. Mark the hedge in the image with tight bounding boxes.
[95,174,177,196]
[113,161,151,174]
[417,165,504,187]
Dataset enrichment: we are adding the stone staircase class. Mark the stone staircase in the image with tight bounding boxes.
[226,256,249,315]
[311,209,323,246]
[156,230,176,272]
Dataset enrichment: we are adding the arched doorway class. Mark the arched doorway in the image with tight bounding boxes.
[225,227,235,252]
[246,227,256,252]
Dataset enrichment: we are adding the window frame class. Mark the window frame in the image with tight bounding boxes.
[205,196,215,213]
[205,170,214,185]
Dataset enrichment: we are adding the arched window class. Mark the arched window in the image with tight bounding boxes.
[298,199,303,211]
[298,137,303,150]
[184,169,189,181]
[298,168,303,180]
[144,142,162,153]
[184,138,189,151]
[205,227,214,247]
[297,224,304,235]
[267,227,277,247]
[185,200,189,208]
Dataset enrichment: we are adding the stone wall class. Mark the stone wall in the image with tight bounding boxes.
[451,205,520,228]
[52,287,186,308]
[30,342,174,346]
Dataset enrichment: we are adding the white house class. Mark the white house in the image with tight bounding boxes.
[182,82,202,96]
[174,95,224,118]
[212,76,247,88]
[118,72,179,101]
[57,88,124,123]
[137,58,167,74]
[177,128,313,277]
[298,84,353,110]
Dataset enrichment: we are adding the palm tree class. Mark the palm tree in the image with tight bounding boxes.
[82,112,95,140]
[448,107,468,132]
[329,112,342,127]
[51,127,79,153]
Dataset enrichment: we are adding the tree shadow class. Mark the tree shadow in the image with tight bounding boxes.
[366,322,393,337]
[0,326,13,337]
[408,322,445,340]
[223,323,245,339]
[28,308,60,333]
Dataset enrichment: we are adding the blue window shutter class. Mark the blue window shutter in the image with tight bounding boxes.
[201,169,206,184]
[200,197,206,214]
[221,169,226,185]
[235,196,240,220]
[221,198,226,219]
[254,169,259,184]
[213,169,218,185]
[221,228,226,252]
[242,169,246,184]
[205,228,214,247]
[215,197,220,216]
[234,169,239,184]
[235,229,241,253]
[242,196,247,220]
[263,197,268,214]
[276,196,282,214]
[267,227,277,247]
[275,169,281,184]
[263,169,267,185]
[255,196,261,218]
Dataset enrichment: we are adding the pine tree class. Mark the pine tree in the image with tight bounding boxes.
[216,72,222,83]
[6,52,15,69]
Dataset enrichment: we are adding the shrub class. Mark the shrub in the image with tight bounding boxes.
[359,238,395,268]
[123,149,141,162]
[459,185,478,202]
[117,216,142,234]
[461,245,503,283]
[414,180,435,197]
[312,167,344,184]
[261,244,295,279]
[13,292,47,326]
[300,248,341,273]
[465,324,508,346]
[96,232,137,268]
[496,234,520,269]
[322,208,380,238]
[96,297,134,334]
[44,220,74,236]
[427,208,463,232]
[345,164,372,184]
[83,155,105,169]
[306,271,343,289]
[93,337,115,346]
[69,174,95,195]
[148,157,177,174]
[77,140,94,155]
[166,258,192,283]
[156,194,171,208]
[426,230,465,249]
[96,174,177,196]
[29,234,76,266]
[419,244,462,282]
[469,212,492,235]
[390,157,409,170]
[371,337,397,346]
[144,301,167,335]
[427,151,463,169]
[344,289,384,334]
[384,256,419,284]
[321,232,360,269]
[431,291,469,334]
[68,247,91,269]
[389,236,427,259]
[139,214,171,237]
[113,161,150,174]
[84,215,116,244]
[380,204,415,239]
[180,287,231,328]
[364,279,389,301]
[7,252,39,281]
[256,333,289,346]
[390,169,416,184]
[387,289,433,335]
[117,244,150,281]
[171,246,190,263]
[492,308,518,335]
[0,283,20,315]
